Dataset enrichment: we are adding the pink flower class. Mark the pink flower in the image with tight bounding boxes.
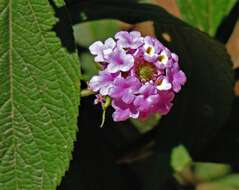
[134,84,160,114]
[154,48,173,69]
[94,94,105,105]
[115,31,144,49]
[88,71,118,96]
[88,32,187,122]
[143,36,164,62]
[89,38,116,62]
[106,48,134,73]
[112,98,139,121]
[166,62,187,93]
[110,76,141,104]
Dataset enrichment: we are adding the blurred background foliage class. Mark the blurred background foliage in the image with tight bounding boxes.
[58,0,239,190]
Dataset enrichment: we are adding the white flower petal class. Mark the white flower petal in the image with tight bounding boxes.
[157,79,172,91]
[105,37,116,49]
[89,41,103,55]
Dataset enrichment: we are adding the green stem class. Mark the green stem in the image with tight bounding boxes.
[80,89,95,97]
[100,96,111,128]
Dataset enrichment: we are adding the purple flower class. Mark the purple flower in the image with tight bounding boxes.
[89,38,116,62]
[115,31,143,49]
[157,91,175,115]
[156,77,172,91]
[154,48,172,69]
[106,48,134,73]
[171,70,187,92]
[110,76,141,104]
[171,53,179,63]
[94,94,105,105]
[112,99,139,121]
[134,85,174,117]
[134,84,160,116]
[143,36,163,62]
[166,63,187,93]
[88,30,187,123]
[88,71,119,96]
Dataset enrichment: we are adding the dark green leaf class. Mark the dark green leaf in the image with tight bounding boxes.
[129,153,172,190]
[197,97,239,163]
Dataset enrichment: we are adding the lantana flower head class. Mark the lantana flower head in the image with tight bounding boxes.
[88,31,186,122]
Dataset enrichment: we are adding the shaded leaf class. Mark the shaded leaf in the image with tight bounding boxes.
[58,97,131,190]
[197,97,239,164]
[128,152,172,190]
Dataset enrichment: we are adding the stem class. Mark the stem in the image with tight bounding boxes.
[100,96,111,128]
[80,89,95,97]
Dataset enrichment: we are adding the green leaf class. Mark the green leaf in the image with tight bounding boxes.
[68,1,234,155]
[200,175,239,190]
[79,53,98,81]
[53,0,65,7]
[213,174,239,189]
[176,0,237,36]
[171,145,192,173]
[193,163,231,181]
[74,20,120,47]
[0,1,80,190]
[130,113,161,134]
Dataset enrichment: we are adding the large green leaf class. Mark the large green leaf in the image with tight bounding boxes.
[176,0,237,36]
[0,1,80,190]
[67,2,234,155]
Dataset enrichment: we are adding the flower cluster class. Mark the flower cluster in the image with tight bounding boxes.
[88,31,186,122]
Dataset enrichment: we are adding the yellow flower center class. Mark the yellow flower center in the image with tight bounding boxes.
[146,46,154,55]
[136,62,156,81]
[158,54,166,62]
